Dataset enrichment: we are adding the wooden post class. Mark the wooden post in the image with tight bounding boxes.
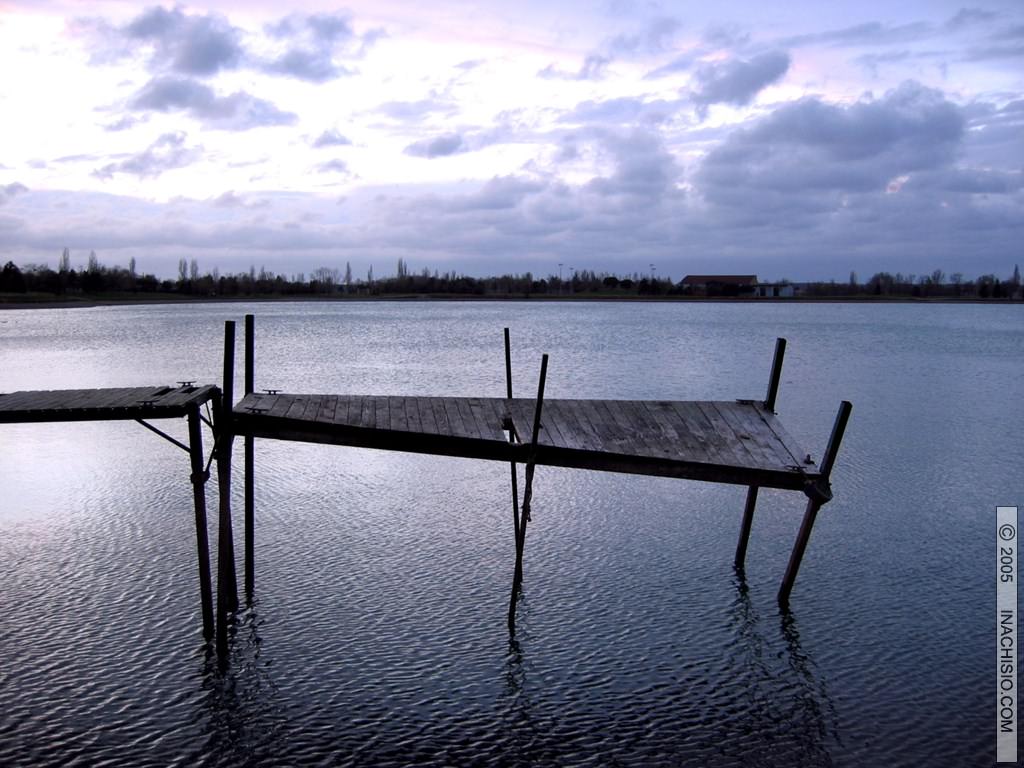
[244,313,255,600]
[504,328,513,400]
[186,403,214,641]
[215,321,239,661]
[778,400,852,605]
[735,339,787,570]
[504,328,520,548]
[508,353,548,632]
[734,486,759,570]
[764,337,787,412]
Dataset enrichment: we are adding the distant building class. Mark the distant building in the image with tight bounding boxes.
[680,275,758,297]
[753,283,798,298]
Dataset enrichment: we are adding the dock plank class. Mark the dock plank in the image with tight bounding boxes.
[694,401,759,469]
[557,403,602,450]
[453,398,481,440]
[713,402,777,469]
[390,396,409,433]
[431,398,453,437]
[414,397,439,435]
[404,396,424,435]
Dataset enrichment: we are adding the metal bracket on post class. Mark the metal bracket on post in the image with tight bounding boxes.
[778,400,852,605]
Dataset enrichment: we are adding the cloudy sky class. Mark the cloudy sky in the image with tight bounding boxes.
[1,0,1021,281]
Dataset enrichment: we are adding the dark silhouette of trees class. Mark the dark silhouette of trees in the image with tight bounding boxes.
[2,250,1022,303]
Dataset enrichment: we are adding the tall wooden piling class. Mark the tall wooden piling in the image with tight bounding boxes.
[735,338,786,570]
[508,353,548,632]
[215,320,239,659]
[734,486,759,570]
[186,403,214,640]
[504,328,520,553]
[244,314,255,600]
[778,400,852,604]
[764,338,787,413]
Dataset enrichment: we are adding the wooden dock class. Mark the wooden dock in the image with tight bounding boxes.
[0,381,234,652]
[233,394,822,493]
[0,384,218,423]
[0,315,852,664]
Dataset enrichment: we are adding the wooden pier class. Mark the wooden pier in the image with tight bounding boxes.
[0,315,851,661]
[0,383,228,649]
[233,395,825,492]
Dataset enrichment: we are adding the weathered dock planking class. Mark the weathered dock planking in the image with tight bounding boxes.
[0,384,218,422]
[1,315,852,663]
[0,382,225,646]
[232,393,822,492]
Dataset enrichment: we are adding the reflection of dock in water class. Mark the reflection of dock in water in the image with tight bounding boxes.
[0,315,851,665]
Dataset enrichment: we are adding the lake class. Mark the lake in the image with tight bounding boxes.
[0,300,1021,766]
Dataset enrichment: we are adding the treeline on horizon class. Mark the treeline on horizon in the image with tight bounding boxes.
[1,250,1022,301]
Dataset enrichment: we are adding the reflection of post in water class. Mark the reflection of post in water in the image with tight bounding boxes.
[779,606,841,758]
[502,636,558,765]
[726,577,838,764]
[201,603,284,763]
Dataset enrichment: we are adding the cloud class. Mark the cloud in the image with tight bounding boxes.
[645,52,698,79]
[374,97,459,121]
[211,190,269,209]
[944,8,999,31]
[113,5,244,75]
[315,159,353,176]
[261,12,382,82]
[538,54,611,81]
[312,129,352,148]
[585,129,682,200]
[404,134,466,158]
[74,7,381,84]
[607,16,683,56]
[128,76,297,130]
[691,50,791,110]
[103,115,144,132]
[696,82,965,207]
[559,96,681,125]
[94,132,202,179]
[779,21,932,48]
[0,182,28,205]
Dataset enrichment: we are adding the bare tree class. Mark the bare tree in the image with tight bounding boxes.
[59,247,71,273]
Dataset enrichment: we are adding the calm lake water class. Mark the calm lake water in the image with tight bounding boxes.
[0,300,1021,767]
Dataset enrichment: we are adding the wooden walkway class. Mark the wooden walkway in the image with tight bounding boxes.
[0,384,218,423]
[0,316,852,661]
[233,394,821,493]
[0,381,228,647]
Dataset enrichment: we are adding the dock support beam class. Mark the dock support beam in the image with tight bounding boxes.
[504,328,521,573]
[735,338,786,570]
[215,320,239,660]
[508,353,548,633]
[244,313,255,601]
[734,486,759,571]
[778,400,852,605]
[186,403,214,641]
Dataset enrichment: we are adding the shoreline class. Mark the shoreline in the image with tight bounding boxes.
[0,293,1019,310]
[3,292,1023,310]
